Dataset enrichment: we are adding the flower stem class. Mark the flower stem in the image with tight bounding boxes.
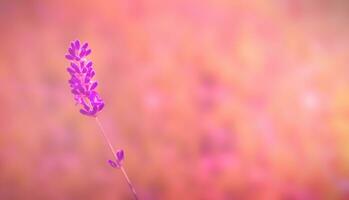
[95,117,138,200]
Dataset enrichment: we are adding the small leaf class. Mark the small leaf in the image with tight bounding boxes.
[108,160,118,168]
[116,149,124,162]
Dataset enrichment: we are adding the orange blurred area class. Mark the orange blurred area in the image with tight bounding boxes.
[1,0,349,199]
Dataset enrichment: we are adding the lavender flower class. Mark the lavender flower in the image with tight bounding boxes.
[65,40,104,117]
[65,40,137,199]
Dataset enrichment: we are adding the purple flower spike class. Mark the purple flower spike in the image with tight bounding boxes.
[65,40,104,117]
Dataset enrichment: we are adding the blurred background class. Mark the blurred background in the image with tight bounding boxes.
[1,0,349,199]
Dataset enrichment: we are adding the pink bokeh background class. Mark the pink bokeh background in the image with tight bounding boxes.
[1,0,349,199]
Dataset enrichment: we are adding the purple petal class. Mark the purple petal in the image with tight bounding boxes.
[79,49,86,57]
[90,82,98,90]
[68,48,75,56]
[70,42,75,50]
[90,106,98,116]
[79,109,89,115]
[85,49,91,56]
[71,63,80,73]
[98,103,105,111]
[82,42,88,49]
[89,71,95,78]
[87,67,92,74]
[77,85,85,93]
[86,61,93,68]
[83,104,90,111]
[88,91,97,99]
[96,94,103,102]
[85,90,91,96]
[70,76,79,82]
[67,67,74,74]
[85,77,90,83]
[74,40,80,49]
[108,160,118,168]
[71,89,79,95]
[65,54,74,60]
[80,61,87,72]
[69,77,78,84]
[81,99,90,111]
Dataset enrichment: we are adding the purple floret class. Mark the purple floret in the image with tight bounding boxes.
[65,40,104,117]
